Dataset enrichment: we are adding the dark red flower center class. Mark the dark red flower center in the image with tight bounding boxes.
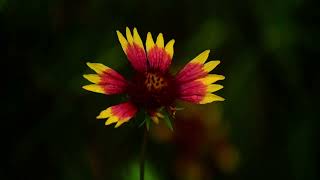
[127,71,177,111]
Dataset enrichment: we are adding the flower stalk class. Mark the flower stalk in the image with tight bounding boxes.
[140,126,148,180]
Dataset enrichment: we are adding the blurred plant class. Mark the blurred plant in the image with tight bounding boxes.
[82,27,225,180]
[151,105,239,180]
[0,0,7,12]
[124,160,161,180]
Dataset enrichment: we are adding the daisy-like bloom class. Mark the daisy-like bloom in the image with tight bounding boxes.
[83,27,225,128]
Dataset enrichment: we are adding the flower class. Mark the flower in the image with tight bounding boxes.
[82,27,225,128]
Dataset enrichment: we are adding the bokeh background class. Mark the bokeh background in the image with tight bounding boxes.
[3,0,319,179]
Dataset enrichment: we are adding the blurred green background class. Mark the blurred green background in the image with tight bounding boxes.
[3,0,318,179]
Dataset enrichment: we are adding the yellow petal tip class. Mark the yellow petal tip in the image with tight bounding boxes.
[207,84,224,93]
[203,60,221,72]
[165,39,175,58]
[96,115,104,119]
[114,121,125,128]
[97,108,112,119]
[133,27,144,49]
[126,27,133,44]
[146,32,155,52]
[86,62,93,67]
[191,50,211,64]
[82,84,105,94]
[200,94,225,104]
[85,62,109,74]
[83,74,100,84]
[156,33,164,48]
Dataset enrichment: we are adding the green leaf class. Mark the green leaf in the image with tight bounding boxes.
[162,110,174,131]
[138,119,146,128]
[136,110,146,128]
[175,107,185,111]
[145,114,151,131]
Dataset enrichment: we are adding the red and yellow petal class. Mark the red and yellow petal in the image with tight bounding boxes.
[96,102,138,128]
[116,27,147,73]
[146,32,175,73]
[179,93,225,104]
[175,50,221,83]
[199,74,225,85]
[177,75,225,104]
[83,62,128,95]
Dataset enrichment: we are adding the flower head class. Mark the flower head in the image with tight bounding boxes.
[83,27,225,128]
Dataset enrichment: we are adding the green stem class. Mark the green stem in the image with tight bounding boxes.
[140,127,148,180]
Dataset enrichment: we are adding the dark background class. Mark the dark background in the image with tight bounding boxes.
[2,0,319,179]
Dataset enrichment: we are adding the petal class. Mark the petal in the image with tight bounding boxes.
[156,33,164,48]
[199,94,225,104]
[116,31,128,55]
[151,116,159,124]
[203,60,220,72]
[146,32,174,73]
[175,63,207,83]
[97,108,112,119]
[207,84,224,93]
[106,116,118,125]
[97,102,138,128]
[190,50,210,64]
[175,51,221,83]
[126,27,134,44]
[177,80,206,97]
[133,27,144,49]
[86,62,110,74]
[83,74,101,83]
[82,84,105,94]
[83,62,128,95]
[198,74,225,85]
[179,95,205,103]
[164,39,175,59]
[146,32,155,52]
[117,27,147,72]
[156,112,164,118]
[115,121,126,128]
[179,94,225,104]
[177,74,224,104]
[149,110,164,124]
